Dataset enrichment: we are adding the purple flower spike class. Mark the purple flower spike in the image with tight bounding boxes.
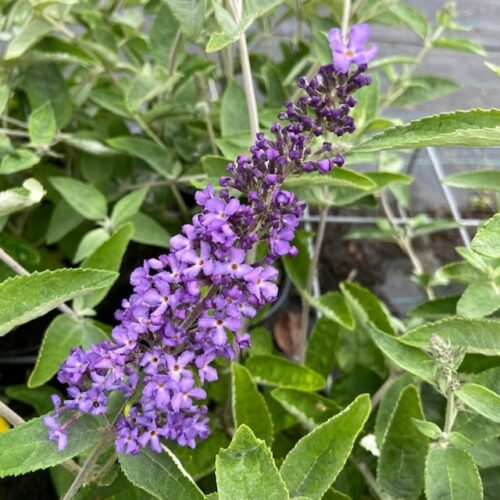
[328,23,377,73]
[46,30,375,454]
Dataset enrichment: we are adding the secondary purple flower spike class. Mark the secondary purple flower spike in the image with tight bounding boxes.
[46,25,376,455]
[328,23,377,73]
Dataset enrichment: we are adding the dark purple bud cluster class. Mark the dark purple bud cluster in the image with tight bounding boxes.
[45,28,375,455]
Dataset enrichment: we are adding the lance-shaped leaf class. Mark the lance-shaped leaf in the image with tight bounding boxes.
[0,178,45,217]
[456,383,500,423]
[119,447,204,500]
[5,19,53,60]
[0,415,99,477]
[50,177,107,221]
[215,425,289,500]
[425,447,483,500]
[245,355,325,391]
[305,317,339,378]
[28,315,107,388]
[443,169,500,192]
[75,223,134,310]
[400,317,500,356]
[367,325,434,383]
[377,385,428,499]
[4,385,61,416]
[356,109,500,152]
[471,213,500,259]
[231,363,273,445]
[279,394,371,499]
[271,388,341,430]
[0,269,117,337]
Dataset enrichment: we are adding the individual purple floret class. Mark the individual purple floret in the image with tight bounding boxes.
[328,23,377,73]
[46,24,376,455]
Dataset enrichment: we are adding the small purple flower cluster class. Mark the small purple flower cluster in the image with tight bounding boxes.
[45,25,376,454]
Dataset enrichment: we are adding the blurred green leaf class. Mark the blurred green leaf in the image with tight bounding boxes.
[471,213,500,259]
[73,228,110,263]
[0,178,45,217]
[50,177,108,221]
[28,314,107,387]
[130,212,170,248]
[5,19,53,60]
[0,149,40,174]
[246,355,325,391]
[28,101,57,146]
[111,189,148,228]
[443,169,500,191]
[434,37,486,56]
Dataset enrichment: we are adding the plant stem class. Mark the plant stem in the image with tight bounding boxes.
[341,0,352,42]
[380,191,434,300]
[354,459,382,499]
[0,400,81,475]
[0,247,77,317]
[299,202,329,362]
[228,0,260,139]
[62,433,111,500]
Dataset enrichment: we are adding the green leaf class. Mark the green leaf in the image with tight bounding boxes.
[443,169,500,192]
[0,149,40,174]
[28,315,107,387]
[172,430,230,480]
[73,228,110,263]
[130,212,170,248]
[341,282,395,335]
[107,137,179,179]
[46,201,84,245]
[368,325,434,383]
[111,189,148,228]
[215,425,289,500]
[471,213,500,259]
[119,447,204,500]
[279,394,371,499]
[245,355,325,391]
[0,415,99,477]
[411,418,442,439]
[457,282,500,318]
[62,134,116,155]
[0,268,117,337]
[5,385,61,415]
[456,383,500,423]
[377,386,427,499]
[22,63,73,128]
[220,82,251,138]
[76,224,133,309]
[389,2,428,39]
[356,109,500,152]
[50,177,107,221]
[248,327,273,357]
[0,178,45,217]
[282,229,310,291]
[305,317,339,378]
[5,19,53,59]
[409,296,459,319]
[163,0,204,39]
[374,373,413,446]
[304,291,354,330]
[271,388,341,430]
[28,101,57,146]
[434,37,487,56]
[394,76,458,107]
[231,363,273,445]
[150,3,179,67]
[425,447,483,500]
[400,317,500,356]
[284,168,376,191]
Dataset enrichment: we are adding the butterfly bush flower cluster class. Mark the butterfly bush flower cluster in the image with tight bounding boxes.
[45,24,376,454]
